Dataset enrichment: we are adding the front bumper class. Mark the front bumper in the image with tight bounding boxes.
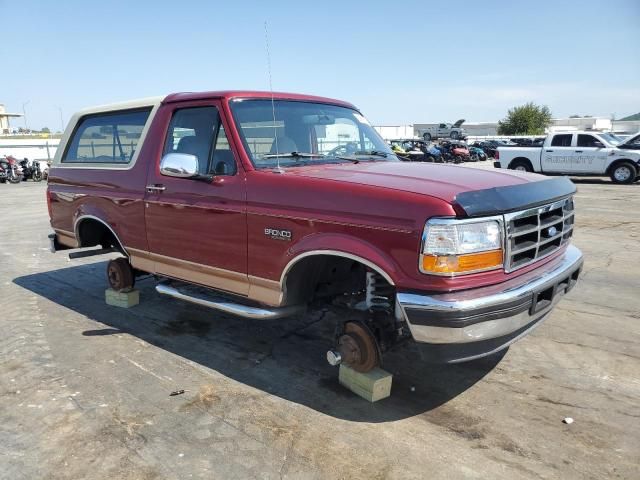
[396,245,583,363]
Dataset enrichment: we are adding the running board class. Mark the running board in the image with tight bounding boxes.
[155,282,303,320]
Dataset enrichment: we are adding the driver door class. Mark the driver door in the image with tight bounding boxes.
[144,101,248,296]
[574,134,609,173]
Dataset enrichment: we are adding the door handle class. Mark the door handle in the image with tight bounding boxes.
[146,184,166,193]
[575,150,583,153]
[545,150,554,152]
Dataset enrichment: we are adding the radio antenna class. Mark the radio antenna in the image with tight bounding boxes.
[264,21,282,173]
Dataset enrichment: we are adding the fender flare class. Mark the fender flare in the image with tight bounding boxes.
[606,158,639,175]
[508,157,534,170]
[279,233,403,289]
[74,214,127,255]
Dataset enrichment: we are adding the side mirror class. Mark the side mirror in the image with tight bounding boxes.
[160,153,199,178]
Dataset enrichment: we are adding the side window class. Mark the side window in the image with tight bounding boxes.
[551,134,572,147]
[163,106,236,176]
[577,134,601,147]
[62,108,151,164]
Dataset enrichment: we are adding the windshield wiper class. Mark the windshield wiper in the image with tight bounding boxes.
[332,150,392,163]
[262,151,325,159]
[353,150,390,158]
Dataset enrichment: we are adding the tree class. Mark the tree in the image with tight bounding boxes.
[41,127,50,133]
[497,102,552,135]
[620,112,640,121]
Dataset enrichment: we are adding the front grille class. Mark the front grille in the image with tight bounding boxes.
[504,197,574,272]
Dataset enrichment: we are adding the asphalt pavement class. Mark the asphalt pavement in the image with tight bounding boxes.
[1,173,638,479]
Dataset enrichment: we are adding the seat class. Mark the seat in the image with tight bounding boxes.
[211,150,237,175]
[176,136,210,173]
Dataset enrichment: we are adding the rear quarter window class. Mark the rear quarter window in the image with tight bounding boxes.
[62,108,152,164]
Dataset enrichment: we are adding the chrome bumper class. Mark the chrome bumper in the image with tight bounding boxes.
[396,245,583,362]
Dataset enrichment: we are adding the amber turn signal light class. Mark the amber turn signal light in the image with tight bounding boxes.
[421,249,503,275]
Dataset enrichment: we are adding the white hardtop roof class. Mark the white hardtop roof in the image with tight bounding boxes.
[75,96,165,116]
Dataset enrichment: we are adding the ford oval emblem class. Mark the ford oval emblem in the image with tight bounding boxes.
[546,226,558,237]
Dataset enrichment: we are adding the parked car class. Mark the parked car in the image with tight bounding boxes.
[416,120,466,141]
[48,91,583,373]
[510,137,546,147]
[494,131,640,184]
[472,140,518,159]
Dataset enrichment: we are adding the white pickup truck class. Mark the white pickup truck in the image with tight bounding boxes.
[416,120,466,141]
[494,131,640,184]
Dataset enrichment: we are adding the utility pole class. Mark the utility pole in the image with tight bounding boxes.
[22,100,30,131]
[56,106,64,132]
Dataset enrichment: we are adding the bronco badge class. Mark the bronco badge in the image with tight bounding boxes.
[264,228,292,241]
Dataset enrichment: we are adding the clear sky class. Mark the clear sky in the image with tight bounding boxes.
[1,0,638,131]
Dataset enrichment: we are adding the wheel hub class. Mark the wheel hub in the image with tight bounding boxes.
[615,167,631,181]
[328,321,380,373]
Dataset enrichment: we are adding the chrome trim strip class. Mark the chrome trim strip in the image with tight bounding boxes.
[397,245,583,344]
[504,196,574,273]
[156,282,303,320]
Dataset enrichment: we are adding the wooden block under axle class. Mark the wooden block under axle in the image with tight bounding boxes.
[338,365,392,402]
[105,288,140,308]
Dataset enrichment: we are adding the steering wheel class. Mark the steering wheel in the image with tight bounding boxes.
[327,142,358,157]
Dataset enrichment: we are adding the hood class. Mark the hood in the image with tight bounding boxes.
[282,161,545,207]
[453,119,465,128]
[619,131,640,149]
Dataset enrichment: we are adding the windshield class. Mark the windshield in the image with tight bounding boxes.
[599,132,622,145]
[230,99,398,168]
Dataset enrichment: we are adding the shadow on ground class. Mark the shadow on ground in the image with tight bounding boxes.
[570,177,638,186]
[14,262,504,422]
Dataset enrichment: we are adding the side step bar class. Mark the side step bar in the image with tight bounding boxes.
[155,282,304,320]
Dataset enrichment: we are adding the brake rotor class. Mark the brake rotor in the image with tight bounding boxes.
[107,263,122,289]
[337,321,380,373]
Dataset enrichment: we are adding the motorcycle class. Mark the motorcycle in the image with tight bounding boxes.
[19,159,43,182]
[0,156,23,183]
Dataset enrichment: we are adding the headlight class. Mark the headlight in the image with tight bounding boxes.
[420,218,504,275]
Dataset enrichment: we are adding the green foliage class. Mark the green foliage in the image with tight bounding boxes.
[497,103,552,135]
[619,112,640,121]
[41,127,50,133]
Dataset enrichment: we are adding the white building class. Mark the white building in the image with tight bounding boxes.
[374,125,415,140]
[403,117,640,139]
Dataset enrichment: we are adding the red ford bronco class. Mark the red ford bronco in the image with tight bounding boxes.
[47,91,583,372]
